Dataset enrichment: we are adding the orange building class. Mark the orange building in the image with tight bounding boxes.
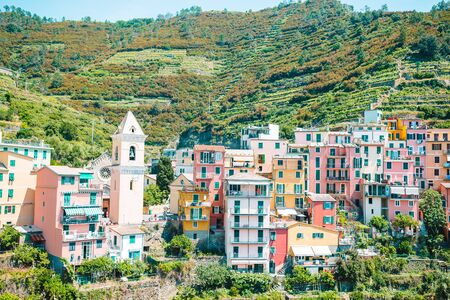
[385,118,407,141]
[178,188,211,241]
[425,129,450,190]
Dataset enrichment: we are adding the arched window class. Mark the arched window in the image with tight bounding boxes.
[130,126,136,133]
[130,180,133,190]
[129,146,136,161]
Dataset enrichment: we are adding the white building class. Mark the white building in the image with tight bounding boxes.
[241,124,279,149]
[108,111,147,261]
[175,148,194,176]
[0,131,52,168]
[363,109,382,124]
[224,173,271,273]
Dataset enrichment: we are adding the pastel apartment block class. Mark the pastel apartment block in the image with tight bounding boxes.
[175,148,194,176]
[425,129,450,190]
[388,185,420,221]
[193,145,225,230]
[385,118,407,141]
[271,154,306,215]
[0,151,36,227]
[268,221,290,274]
[34,166,106,267]
[225,173,271,273]
[241,124,280,150]
[306,193,337,230]
[178,188,210,241]
[224,149,255,177]
[0,131,52,169]
[169,173,194,214]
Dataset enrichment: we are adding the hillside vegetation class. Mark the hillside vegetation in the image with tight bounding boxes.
[0,1,449,164]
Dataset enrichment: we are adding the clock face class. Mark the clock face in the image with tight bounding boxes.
[99,167,111,181]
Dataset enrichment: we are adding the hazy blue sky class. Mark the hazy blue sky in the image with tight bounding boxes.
[2,0,440,21]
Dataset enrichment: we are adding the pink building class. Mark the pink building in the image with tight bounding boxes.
[306,193,336,230]
[388,186,420,222]
[249,139,288,175]
[193,145,225,230]
[269,221,290,274]
[403,119,427,189]
[384,159,414,186]
[439,183,450,240]
[34,166,106,268]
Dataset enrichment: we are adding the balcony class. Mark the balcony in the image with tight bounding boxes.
[62,215,99,224]
[230,222,267,229]
[326,176,350,181]
[230,208,269,215]
[229,252,267,260]
[230,237,268,244]
[79,183,102,191]
[226,191,269,198]
[180,215,209,221]
[197,173,214,179]
[63,230,105,242]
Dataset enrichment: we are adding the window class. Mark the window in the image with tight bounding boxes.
[316,134,322,142]
[315,183,320,193]
[324,202,334,210]
[355,170,360,178]
[368,198,373,205]
[193,194,199,203]
[434,156,440,164]
[409,211,415,218]
[295,197,304,208]
[258,142,263,149]
[316,147,320,153]
[213,206,220,214]
[270,247,276,254]
[270,231,276,241]
[276,184,285,194]
[9,160,15,167]
[275,196,285,207]
[364,159,368,166]
[315,170,320,180]
[278,171,283,179]
[24,149,29,156]
[258,154,265,164]
[0,189,2,198]
[434,169,440,176]
[130,180,133,190]
[193,221,198,228]
[129,235,136,244]
[64,193,71,206]
[312,233,324,239]
[395,200,400,207]
[34,150,38,159]
[315,157,320,168]
[69,242,76,251]
[296,233,303,239]
[0,174,2,182]
[408,201,414,207]
[306,134,311,141]
[403,162,409,170]
[8,189,13,198]
[355,184,360,192]
[376,146,381,154]
[129,146,136,161]
[296,171,301,178]
[215,167,221,175]
[214,182,220,189]
[96,240,102,248]
[387,162,392,169]
[61,176,75,185]
[323,216,334,224]
[8,173,14,182]
[193,233,197,239]
[90,193,96,205]
[275,142,280,149]
[43,151,47,159]
[294,184,302,194]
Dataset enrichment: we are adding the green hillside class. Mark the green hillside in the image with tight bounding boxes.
[0,1,449,164]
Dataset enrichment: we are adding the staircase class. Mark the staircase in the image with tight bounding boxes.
[277,259,292,275]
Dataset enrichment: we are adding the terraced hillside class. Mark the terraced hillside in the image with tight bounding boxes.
[0,1,448,164]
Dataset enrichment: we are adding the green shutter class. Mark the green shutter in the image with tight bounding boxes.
[12,206,15,214]
[190,208,194,220]
[70,177,75,184]
[199,208,202,219]
[0,174,3,181]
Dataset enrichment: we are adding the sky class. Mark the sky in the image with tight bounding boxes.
[2,0,441,22]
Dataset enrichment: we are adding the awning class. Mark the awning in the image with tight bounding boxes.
[64,207,85,216]
[30,234,45,242]
[277,208,298,216]
[312,246,332,256]
[84,207,103,216]
[405,187,419,195]
[290,246,314,257]
[79,173,94,180]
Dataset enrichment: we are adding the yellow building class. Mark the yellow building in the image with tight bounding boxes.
[0,151,36,227]
[386,118,407,141]
[287,222,339,274]
[178,188,210,241]
[272,155,306,215]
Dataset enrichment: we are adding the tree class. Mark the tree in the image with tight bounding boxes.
[318,270,335,290]
[59,122,79,141]
[0,226,20,250]
[12,244,50,268]
[369,216,389,233]
[194,263,231,291]
[416,34,439,59]
[165,234,193,257]
[285,266,317,293]
[392,214,418,235]
[230,272,272,295]
[144,184,167,206]
[77,257,115,282]
[50,73,64,88]
[420,189,446,256]
[156,156,174,193]
[116,259,147,278]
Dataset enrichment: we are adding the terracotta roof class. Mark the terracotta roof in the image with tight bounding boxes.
[194,145,225,151]
[307,192,336,202]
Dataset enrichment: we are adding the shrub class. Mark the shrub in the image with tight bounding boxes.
[158,261,186,277]
[165,234,193,257]
[0,226,20,250]
[194,263,231,291]
[12,245,50,268]
[76,257,115,282]
[230,272,272,296]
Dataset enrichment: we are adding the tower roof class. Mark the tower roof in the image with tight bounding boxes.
[114,111,145,135]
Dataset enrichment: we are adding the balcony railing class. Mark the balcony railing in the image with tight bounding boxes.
[180,215,209,221]
[197,173,214,179]
[230,222,266,229]
[62,216,99,224]
[230,208,269,215]
[79,183,102,191]
[326,176,350,181]
[226,191,269,198]
[63,230,105,242]
[229,252,267,260]
[230,237,268,244]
